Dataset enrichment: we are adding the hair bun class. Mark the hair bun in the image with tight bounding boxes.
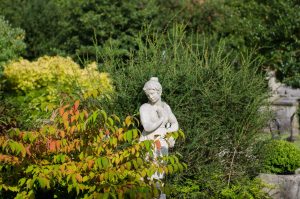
[150,77,159,82]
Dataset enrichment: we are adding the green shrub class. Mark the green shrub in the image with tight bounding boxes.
[99,27,270,197]
[0,16,26,132]
[0,0,159,61]
[168,171,270,198]
[1,56,113,129]
[0,100,186,198]
[220,178,270,199]
[0,16,26,66]
[260,140,300,174]
[157,0,300,87]
[1,0,298,85]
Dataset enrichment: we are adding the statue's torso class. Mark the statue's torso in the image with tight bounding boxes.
[140,102,170,141]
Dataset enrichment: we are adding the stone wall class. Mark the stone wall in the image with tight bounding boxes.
[259,173,300,199]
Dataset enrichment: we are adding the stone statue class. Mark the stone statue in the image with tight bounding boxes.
[139,77,179,179]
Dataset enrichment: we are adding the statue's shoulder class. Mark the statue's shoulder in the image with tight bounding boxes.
[162,101,171,110]
[140,103,152,111]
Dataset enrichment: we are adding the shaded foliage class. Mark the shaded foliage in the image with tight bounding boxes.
[0,0,158,62]
[0,16,25,67]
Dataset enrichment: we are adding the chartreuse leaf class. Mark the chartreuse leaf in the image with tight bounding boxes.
[137,158,143,166]
[167,165,173,173]
[107,117,114,126]
[179,129,185,139]
[38,177,50,189]
[125,130,133,142]
[100,110,107,122]
[18,178,26,186]
[144,140,151,151]
[82,176,89,182]
[102,157,109,169]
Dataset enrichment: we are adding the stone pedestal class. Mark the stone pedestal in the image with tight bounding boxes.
[258,173,300,199]
[269,98,299,137]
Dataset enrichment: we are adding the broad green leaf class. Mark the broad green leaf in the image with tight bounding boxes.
[102,157,109,169]
[18,178,26,186]
[107,117,114,126]
[100,110,107,122]
[167,165,173,174]
[125,130,133,142]
[82,176,89,182]
[133,129,138,138]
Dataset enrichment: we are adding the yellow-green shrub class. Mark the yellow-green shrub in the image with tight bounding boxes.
[1,56,113,129]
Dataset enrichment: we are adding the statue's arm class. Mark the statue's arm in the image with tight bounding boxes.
[140,105,164,133]
[166,104,179,132]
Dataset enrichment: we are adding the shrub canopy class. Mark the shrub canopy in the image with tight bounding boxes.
[1,56,113,129]
[99,27,270,197]
[0,16,25,67]
[0,101,186,198]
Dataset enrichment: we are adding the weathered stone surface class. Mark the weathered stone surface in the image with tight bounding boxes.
[271,98,299,136]
[258,173,300,199]
[266,70,300,138]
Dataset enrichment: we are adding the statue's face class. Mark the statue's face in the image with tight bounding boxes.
[145,89,161,103]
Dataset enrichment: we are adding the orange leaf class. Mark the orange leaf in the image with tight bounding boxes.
[70,126,76,134]
[59,107,65,116]
[70,116,76,123]
[18,132,25,139]
[49,140,56,152]
[155,140,161,151]
[60,131,65,138]
[75,174,83,182]
[88,160,94,170]
[62,112,69,122]
[74,100,80,111]
[55,141,61,150]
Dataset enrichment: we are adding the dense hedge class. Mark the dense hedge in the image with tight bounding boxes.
[156,0,300,86]
[259,140,300,174]
[0,0,158,62]
[0,0,299,86]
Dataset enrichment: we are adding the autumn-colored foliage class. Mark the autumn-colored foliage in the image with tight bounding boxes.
[0,100,185,198]
[1,56,113,129]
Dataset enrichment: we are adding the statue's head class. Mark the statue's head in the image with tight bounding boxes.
[143,77,162,103]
